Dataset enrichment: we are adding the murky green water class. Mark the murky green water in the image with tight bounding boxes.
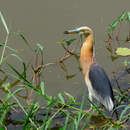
[0,0,130,98]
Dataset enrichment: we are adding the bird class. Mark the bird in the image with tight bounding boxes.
[64,26,114,111]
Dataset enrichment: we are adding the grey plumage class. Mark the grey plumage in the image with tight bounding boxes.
[89,63,114,111]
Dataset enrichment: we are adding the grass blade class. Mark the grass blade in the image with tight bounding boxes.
[19,33,29,45]
[0,43,17,52]
[64,92,75,103]
[63,112,70,130]
[119,105,130,121]
[11,54,27,78]
[7,63,40,93]
[0,11,9,34]
[58,93,65,104]
[18,33,34,51]
[40,81,45,95]
[84,94,106,118]
[23,103,39,129]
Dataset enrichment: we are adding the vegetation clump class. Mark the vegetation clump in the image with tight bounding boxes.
[0,11,130,129]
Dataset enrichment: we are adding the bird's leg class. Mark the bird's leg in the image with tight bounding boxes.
[87,94,93,112]
[87,104,93,112]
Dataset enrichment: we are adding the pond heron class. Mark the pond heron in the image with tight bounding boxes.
[64,26,114,111]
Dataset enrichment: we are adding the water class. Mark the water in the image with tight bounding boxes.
[0,0,130,98]
[0,1,130,129]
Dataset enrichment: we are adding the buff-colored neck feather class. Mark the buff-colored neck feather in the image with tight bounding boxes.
[80,33,94,76]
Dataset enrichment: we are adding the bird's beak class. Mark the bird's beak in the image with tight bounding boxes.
[64,28,80,34]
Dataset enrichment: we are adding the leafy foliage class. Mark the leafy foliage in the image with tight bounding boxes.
[108,11,129,31]
[126,12,130,22]
[57,38,76,46]
[0,10,129,130]
[116,48,130,56]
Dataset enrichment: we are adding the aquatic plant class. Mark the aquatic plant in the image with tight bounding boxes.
[0,11,129,129]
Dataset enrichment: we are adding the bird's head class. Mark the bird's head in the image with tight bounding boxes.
[64,26,93,37]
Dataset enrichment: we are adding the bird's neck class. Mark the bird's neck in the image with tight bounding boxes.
[80,33,94,75]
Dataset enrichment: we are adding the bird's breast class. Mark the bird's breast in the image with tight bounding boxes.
[85,75,95,95]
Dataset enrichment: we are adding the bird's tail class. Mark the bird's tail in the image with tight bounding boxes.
[103,96,114,111]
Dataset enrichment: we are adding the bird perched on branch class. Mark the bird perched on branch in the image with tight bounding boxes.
[64,26,114,111]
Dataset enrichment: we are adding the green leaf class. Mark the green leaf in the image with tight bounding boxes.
[7,63,40,93]
[123,60,130,67]
[108,20,119,30]
[113,105,127,111]
[116,47,130,56]
[11,54,23,63]
[18,33,33,51]
[37,43,44,51]
[19,33,29,45]
[117,11,126,22]
[47,98,58,108]
[62,112,70,130]
[43,94,52,101]
[0,127,5,130]
[2,82,10,91]
[24,103,39,129]
[64,92,75,102]
[36,43,44,53]
[10,54,26,77]
[58,93,65,104]
[65,39,76,46]
[119,105,130,121]
[57,39,66,45]
[126,12,130,22]
[40,81,45,95]
[0,11,9,34]
[0,43,17,52]
[57,39,76,46]
[108,11,127,30]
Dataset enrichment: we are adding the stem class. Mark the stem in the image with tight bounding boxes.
[12,95,37,128]
[128,22,130,41]
[0,33,9,65]
[38,105,65,130]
